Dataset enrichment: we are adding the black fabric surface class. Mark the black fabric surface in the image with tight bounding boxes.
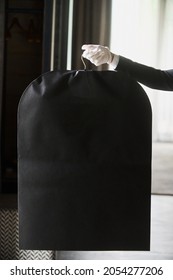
[18,70,152,251]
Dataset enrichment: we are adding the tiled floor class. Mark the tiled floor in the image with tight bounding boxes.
[57,142,173,260]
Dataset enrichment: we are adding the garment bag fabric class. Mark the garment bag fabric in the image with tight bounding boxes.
[18,70,152,250]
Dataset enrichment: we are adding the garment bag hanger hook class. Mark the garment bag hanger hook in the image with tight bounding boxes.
[81,55,87,70]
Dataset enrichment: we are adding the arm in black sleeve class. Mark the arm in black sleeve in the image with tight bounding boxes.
[116,56,173,91]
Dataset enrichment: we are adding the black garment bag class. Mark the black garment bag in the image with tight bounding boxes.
[18,70,152,250]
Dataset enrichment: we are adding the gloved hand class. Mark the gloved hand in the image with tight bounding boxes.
[81,44,119,67]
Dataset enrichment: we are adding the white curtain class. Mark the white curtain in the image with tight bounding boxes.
[110,0,173,141]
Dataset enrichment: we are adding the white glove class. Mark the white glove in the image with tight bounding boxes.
[81,44,119,68]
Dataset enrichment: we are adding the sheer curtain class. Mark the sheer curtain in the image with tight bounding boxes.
[71,0,112,70]
[110,0,173,141]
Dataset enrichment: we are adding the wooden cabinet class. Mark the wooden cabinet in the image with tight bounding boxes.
[0,0,71,194]
[0,0,52,193]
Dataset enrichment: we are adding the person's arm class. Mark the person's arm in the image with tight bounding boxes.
[82,44,173,91]
[116,56,173,91]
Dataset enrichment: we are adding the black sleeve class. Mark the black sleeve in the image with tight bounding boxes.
[116,56,173,91]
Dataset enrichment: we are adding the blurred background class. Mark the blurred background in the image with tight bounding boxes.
[0,0,173,260]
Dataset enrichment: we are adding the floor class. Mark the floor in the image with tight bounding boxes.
[56,142,173,260]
